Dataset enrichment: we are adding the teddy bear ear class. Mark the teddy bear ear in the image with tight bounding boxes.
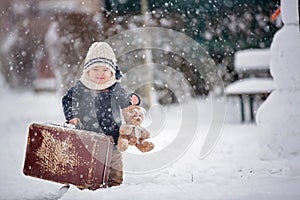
[121,106,132,122]
[137,106,146,116]
[121,105,130,113]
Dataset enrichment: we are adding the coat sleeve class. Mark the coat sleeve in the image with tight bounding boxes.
[62,86,80,121]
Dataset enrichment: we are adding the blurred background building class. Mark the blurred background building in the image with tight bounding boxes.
[0,0,284,105]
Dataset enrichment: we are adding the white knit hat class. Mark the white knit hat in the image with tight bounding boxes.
[80,42,122,90]
[84,42,117,71]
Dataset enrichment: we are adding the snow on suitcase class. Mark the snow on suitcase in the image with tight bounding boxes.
[23,123,114,190]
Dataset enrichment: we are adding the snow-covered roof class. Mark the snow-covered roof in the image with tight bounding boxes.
[38,0,98,14]
[234,48,270,72]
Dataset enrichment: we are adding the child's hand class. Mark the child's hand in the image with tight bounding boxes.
[130,94,140,105]
[69,118,81,125]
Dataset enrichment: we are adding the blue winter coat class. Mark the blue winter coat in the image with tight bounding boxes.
[62,81,139,144]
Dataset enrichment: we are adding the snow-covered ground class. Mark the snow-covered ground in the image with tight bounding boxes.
[0,87,300,200]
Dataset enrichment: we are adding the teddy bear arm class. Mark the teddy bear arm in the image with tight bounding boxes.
[139,128,150,139]
[119,124,133,135]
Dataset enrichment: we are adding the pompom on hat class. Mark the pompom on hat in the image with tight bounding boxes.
[80,42,122,90]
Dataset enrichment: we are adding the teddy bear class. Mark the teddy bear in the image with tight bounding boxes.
[117,105,154,153]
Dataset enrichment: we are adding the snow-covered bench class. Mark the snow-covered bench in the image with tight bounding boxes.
[225,48,276,122]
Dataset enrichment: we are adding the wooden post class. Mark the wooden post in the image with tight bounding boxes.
[141,0,153,108]
[249,95,254,122]
[239,95,245,123]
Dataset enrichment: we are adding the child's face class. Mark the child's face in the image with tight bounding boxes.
[88,66,113,84]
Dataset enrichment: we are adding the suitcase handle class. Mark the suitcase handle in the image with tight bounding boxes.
[64,121,84,130]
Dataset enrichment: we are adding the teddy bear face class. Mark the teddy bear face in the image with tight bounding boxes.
[122,105,145,125]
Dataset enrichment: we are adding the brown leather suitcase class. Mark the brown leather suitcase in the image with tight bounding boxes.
[23,123,114,190]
